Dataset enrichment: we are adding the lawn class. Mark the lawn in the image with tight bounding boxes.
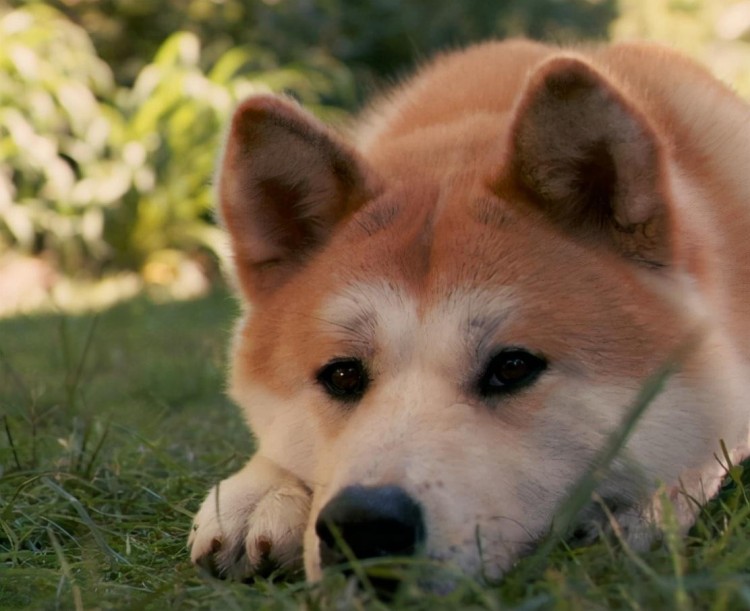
[1,288,749,610]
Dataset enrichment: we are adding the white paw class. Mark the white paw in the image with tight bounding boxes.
[189,457,311,580]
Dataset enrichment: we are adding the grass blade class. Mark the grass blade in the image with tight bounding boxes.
[42,476,129,566]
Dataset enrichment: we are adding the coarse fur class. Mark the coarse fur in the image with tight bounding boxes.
[189,39,750,585]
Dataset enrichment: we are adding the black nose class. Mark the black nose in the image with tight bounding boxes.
[316,485,425,567]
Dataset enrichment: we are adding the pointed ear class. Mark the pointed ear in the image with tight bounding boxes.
[502,56,673,266]
[218,95,380,300]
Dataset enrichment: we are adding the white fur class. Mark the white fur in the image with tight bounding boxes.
[189,455,310,577]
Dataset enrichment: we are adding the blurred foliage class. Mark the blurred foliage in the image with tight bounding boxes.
[612,0,750,96]
[0,6,117,273]
[0,0,617,284]
[18,0,616,101]
[0,5,349,278]
[1,0,749,288]
[108,27,351,272]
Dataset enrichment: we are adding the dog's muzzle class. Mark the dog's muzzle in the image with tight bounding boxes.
[316,484,425,580]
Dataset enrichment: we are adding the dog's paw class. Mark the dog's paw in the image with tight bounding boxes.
[189,457,311,580]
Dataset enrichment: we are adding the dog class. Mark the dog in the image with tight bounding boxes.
[188,39,750,586]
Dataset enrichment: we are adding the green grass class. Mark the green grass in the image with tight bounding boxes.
[1,289,749,610]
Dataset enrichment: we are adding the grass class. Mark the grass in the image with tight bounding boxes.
[1,288,749,610]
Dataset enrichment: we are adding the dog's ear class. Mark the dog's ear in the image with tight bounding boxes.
[218,95,379,300]
[502,56,673,267]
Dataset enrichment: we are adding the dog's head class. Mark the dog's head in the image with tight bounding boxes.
[217,54,732,582]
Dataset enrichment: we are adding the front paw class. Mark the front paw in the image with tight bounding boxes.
[189,458,311,580]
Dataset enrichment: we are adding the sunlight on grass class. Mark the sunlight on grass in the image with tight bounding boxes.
[0,252,213,319]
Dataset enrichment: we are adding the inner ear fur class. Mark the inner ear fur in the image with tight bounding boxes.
[502,55,674,266]
[218,95,380,300]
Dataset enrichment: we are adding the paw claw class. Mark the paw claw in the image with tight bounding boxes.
[188,461,311,581]
[256,537,272,557]
[210,537,222,554]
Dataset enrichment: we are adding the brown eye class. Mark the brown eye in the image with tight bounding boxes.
[317,359,368,400]
[479,349,546,396]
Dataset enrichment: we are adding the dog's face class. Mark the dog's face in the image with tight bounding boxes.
[228,178,715,580]
[217,54,737,581]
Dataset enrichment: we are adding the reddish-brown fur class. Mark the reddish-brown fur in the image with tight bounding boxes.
[190,39,750,584]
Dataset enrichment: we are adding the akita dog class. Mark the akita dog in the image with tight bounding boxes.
[189,39,750,585]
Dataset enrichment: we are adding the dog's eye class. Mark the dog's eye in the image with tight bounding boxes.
[479,349,546,396]
[317,359,368,400]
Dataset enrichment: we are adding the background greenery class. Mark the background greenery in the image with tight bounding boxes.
[1,0,749,289]
[0,3,351,283]
[2,1,750,608]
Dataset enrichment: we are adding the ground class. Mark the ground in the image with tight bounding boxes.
[1,288,749,609]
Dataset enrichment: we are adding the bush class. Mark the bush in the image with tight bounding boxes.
[0,6,119,274]
[0,6,352,278]
[114,31,353,274]
[32,0,616,103]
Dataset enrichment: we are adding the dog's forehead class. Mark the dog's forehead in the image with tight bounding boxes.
[301,187,685,378]
[317,279,519,360]
[330,182,539,288]
[311,187,565,350]
[321,184,570,309]
[321,280,516,324]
